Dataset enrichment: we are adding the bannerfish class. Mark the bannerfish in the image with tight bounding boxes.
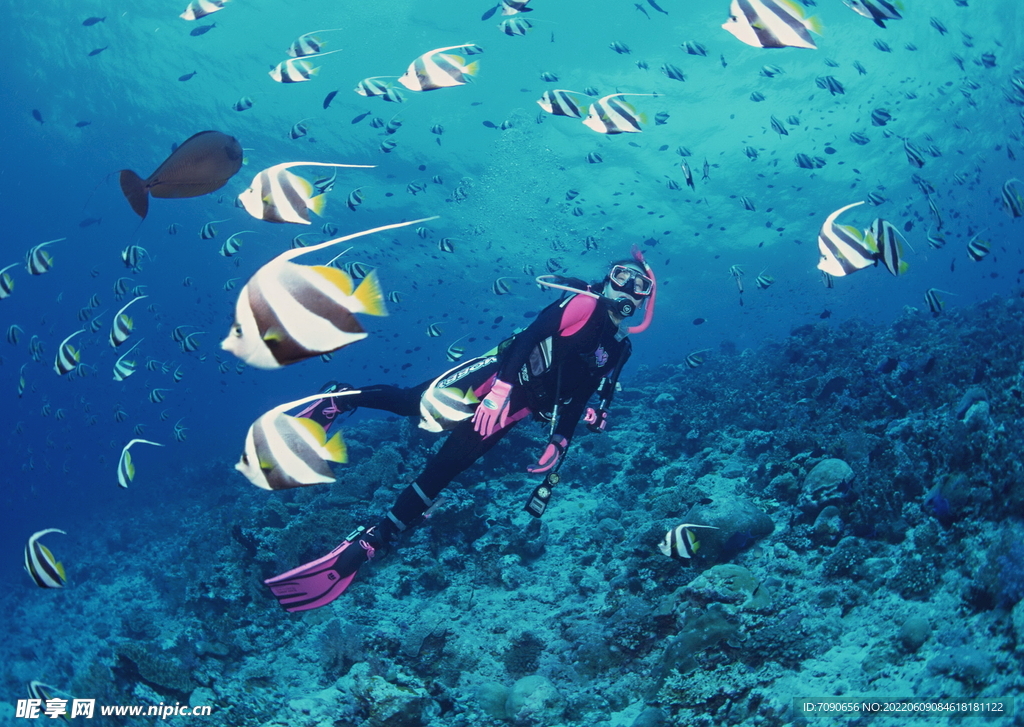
[237,161,373,224]
[817,201,876,277]
[237,393,354,490]
[866,218,909,276]
[221,217,434,368]
[722,0,822,50]
[180,0,227,21]
[119,130,243,219]
[117,439,165,488]
[844,0,902,28]
[24,529,67,588]
[269,51,344,83]
[54,329,84,375]
[582,93,655,134]
[398,44,480,92]
[659,523,719,561]
[287,28,343,57]
[537,89,592,119]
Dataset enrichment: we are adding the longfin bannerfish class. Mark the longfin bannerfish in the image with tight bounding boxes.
[844,0,902,28]
[499,17,531,35]
[722,0,822,50]
[354,76,399,97]
[967,232,990,261]
[121,244,147,271]
[817,201,876,277]
[866,218,909,276]
[54,329,85,376]
[754,269,775,289]
[0,263,18,298]
[180,0,226,20]
[119,131,243,219]
[112,339,143,381]
[659,523,719,561]
[221,217,435,369]
[24,529,67,588]
[582,93,655,134]
[925,288,953,315]
[109,295,147,347]
[238,162,374,224]
[491,277,514,295]
[200,220,228,239]
[25,238,65,275]
[537,89,592,119]
[237,393,354,490]
[685,349,711,368]
[117,439,164,488]
[181,331,205,352]
[1002,178,1024,218]
[287,28,343,58]
[501,0,532,14]
[289,119,311,140]
[219,231,255,257]
[269,51,345,83]
[445,335,469,362]
[398,44,480,92]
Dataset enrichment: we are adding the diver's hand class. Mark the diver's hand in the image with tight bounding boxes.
[584,407,608,433]
[527,435,568,474]
[472,379,513,437]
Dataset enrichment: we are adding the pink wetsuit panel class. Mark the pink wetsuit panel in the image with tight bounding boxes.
[559,295,597,337]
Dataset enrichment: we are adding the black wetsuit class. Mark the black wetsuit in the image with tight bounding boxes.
[320,291,632,537]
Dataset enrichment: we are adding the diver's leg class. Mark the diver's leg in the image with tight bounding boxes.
[299,381,430,429]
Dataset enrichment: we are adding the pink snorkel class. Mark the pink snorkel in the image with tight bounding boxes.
[626,245,656,335]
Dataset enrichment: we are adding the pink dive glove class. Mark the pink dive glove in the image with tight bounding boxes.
[472,379,513,437]
[527,435,568,474]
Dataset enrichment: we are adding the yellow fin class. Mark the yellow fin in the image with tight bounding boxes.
[323,430,347,463]
[308,193,327,216]
[840,224,864,242]
[311,265,355,296]
[353,270,387,317]
[805,15,824,35]
[463,60,480,77]
[56,561,66,580]
[293,414,328,444]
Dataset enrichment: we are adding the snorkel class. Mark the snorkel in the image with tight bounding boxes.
[534,245,656,334]
[625,245,656,335]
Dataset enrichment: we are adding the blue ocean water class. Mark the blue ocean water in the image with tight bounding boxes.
[2,0,1024,724]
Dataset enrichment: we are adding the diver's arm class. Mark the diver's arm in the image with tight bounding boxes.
[496,294,599,382]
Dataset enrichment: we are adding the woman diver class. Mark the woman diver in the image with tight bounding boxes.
[264,249,657,611]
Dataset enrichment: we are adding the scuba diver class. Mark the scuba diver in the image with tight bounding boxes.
[264,249,657,611]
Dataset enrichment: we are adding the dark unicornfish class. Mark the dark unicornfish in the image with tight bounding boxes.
[118,130,243,219]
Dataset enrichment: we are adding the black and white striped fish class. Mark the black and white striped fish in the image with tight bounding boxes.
[199,220,226,239]
[967,232,990,261]
[354,76,398,97]
[582,93,654,135]
[221,218,432,369]
[722,0,822,50]
[287,28,342,58]
[685,349,711,368]
[237,393,352,490]
[117,439,164,488]
[1002,178,1024,218]
[537,89,592,119]
[181,332,205,352]
[219,231,253,257]
[269,51,343,83]
[26,238,65,275]
[112,339,143,381]
[844,0,902,28]
[924,288,950,315]
[398,44,480,91]
[121,244,147,271]
[499,18,531,35]
[109,296,147,347]
[659,523,719,561]
[1,264,18,298]
[238,162,373,224]
[866,218,909,276]
[817,201,876,277]
[179,0,226,21]
[54,329,84,375]
[24,529,67,588]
